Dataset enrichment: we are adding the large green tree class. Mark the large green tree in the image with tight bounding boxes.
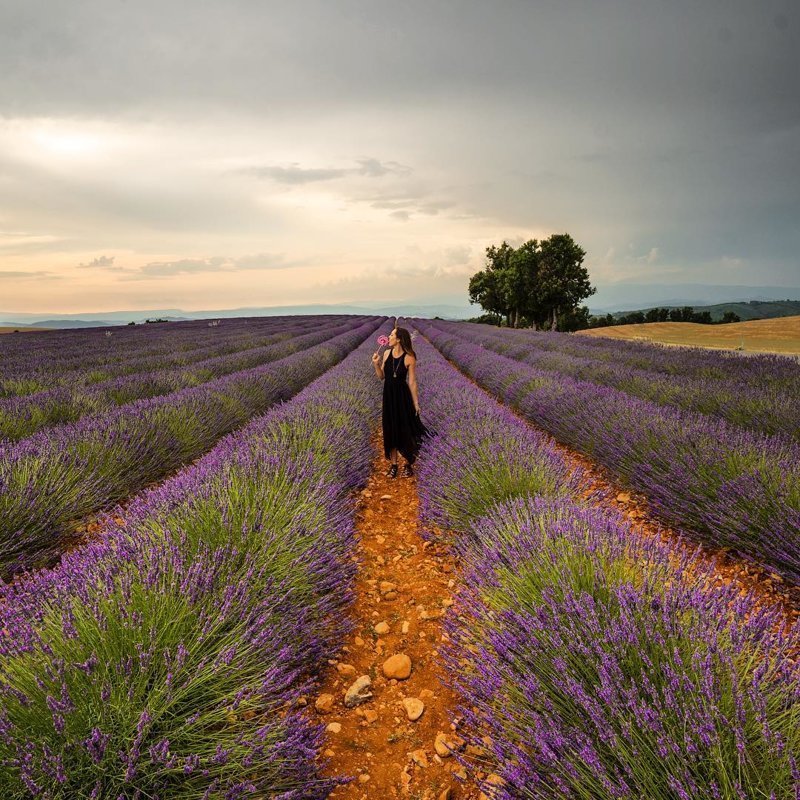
[468,234,595,329]
[468,241,515,326]
[535,234,594,330]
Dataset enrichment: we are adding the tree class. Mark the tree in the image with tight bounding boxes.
[468,241,515,325]
[534,234,595,330]
[721,311,741,324]
[645,307,670,323]
[557,305,591,332]
[468,233,594,330]
[588,313,616,328]
[618,311,646,325]
[669,307,695,322]
[505,239,540,328]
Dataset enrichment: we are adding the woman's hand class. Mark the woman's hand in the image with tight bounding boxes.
[414,403,421,415]
[371,351,380,365]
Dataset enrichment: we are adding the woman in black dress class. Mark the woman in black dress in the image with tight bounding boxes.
[371,326,427,478]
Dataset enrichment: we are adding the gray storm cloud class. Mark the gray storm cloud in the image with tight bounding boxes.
[0,0,798,311]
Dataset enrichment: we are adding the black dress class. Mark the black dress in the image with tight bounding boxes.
[382,350,427,463]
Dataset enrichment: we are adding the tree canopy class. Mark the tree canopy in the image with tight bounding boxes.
[468,234,595,330]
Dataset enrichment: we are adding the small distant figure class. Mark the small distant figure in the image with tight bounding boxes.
[207,320,221,327]
[372,327,428,478]
[105,331,113,337]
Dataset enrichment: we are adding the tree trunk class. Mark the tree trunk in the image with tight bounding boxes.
[550,307,558,331]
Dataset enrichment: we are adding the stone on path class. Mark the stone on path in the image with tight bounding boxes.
[402,697,425,721]
[326,722,342,733]
[434,731,465,758]
[344,675,373,708]
[374,621,390,634]
[336,662,356,676]
[410,748,429,768]
[382,653,412,680]
[315,694,334,713]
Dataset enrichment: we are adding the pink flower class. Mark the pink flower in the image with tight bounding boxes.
[377,335,389,347]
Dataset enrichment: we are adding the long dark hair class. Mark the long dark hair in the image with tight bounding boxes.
[394,327,417,359]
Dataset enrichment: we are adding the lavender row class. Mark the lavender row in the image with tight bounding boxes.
[417,320,800,583]
[0,314,314,370]
[426,319,799,440]
[0,326,387,797]
[0,315,323,397]
[446,320,800,390]
[0,316,368,442]
[0,317,382,577]
[0,315,333,396]
[411,334,800,799]
[0,316,284,379]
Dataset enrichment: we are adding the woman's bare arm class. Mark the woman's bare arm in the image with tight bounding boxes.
[406,354,420,412]
[372,349,389,379]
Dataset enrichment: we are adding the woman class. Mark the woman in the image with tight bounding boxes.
[371,326,427,477]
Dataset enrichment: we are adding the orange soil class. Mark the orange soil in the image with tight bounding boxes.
[314,432,481,799]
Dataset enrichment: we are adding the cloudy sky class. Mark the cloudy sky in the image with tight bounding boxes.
[0,0,797,313]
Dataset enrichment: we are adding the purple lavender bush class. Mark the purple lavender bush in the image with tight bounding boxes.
[409,338,578,539]
[426,319,800,440]
[411,333,800,798]
[0,318,381,577]
[0,316,364,441]
[433,319,800,390]
[416,320,800,583]
[0,325,389,797]
[447,497,800,799]
[0,315,334,395]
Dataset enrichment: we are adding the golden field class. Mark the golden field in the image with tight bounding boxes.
[577,315,800,355]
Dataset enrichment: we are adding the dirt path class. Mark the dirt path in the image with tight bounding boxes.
[313,355,798,797]
[315,431,481,799]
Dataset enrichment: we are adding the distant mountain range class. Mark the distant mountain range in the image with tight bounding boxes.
[2,284,798,329]
[0,301,475,329]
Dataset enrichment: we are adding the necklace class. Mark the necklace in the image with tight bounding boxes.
[391,349,404,378]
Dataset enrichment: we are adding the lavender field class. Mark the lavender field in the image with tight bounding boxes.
[412,327,800,799]
[1,316,798,798]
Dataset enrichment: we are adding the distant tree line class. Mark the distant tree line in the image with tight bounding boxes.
[468,236,746,331]
[468,234,595,331]
[587,307,741,329]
